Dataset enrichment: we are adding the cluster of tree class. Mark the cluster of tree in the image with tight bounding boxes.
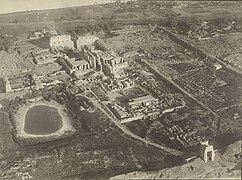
[211,15,241,28]
[9,19,19,23]
[112,0,176,13]
[8,90,41,115]
[9,82,104,143]
[41,83,94,129]
[68,22,121,40]
[7,91,41,145]
[68,24,103,37]
[8,79,115,144]
[0,35,17,52]
[7,82,91,121]
[165,15,242,36]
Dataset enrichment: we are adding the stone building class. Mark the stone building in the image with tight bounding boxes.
[2,77,12,92]
[199,141,215,163]
[58,40,128,78]
[91,41,128,77]
[128,95,158,109]
[82,47,103,72]
[58,57,91,77]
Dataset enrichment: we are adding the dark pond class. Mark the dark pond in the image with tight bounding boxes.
[24,105,63,135]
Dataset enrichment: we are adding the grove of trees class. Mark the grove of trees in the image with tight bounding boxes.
[0,35,17,52]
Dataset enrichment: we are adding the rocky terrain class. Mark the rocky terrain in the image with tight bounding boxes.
[111,140,241,179]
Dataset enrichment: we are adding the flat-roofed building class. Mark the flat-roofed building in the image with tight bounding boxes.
[66,58,90,70]
[58,57,91,77]
[112,104,129,120]
[128,95,158,109]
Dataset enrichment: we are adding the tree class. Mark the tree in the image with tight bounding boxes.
[166,14,178,28]
[70,30,78,42]
[12,19,19,23]
[0,35,17,52]
[103,23,111,35]
[177,20,190,35]
[79,27,88,35]
[109,15,116,20]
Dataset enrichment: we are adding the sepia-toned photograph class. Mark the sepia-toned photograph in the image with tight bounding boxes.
[0,0,241,179]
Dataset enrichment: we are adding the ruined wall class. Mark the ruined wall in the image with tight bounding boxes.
[50,35,74,48]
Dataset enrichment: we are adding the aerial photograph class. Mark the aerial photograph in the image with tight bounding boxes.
[0,0,241,179]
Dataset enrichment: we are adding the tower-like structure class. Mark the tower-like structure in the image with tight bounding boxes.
[199,141,215,163]
[3,77,12,92]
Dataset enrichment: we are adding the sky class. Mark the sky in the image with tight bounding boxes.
[0,0,111,14]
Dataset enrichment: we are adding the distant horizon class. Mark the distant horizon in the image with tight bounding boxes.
[0,0,112,15]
